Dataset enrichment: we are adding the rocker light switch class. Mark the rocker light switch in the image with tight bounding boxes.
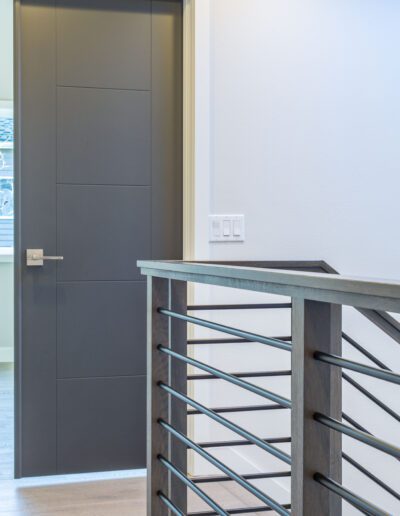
[209,215,245,242]
[222,220,231,236]
[233,219,241,236]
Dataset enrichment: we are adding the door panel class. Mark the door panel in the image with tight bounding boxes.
[17,0,182,477]
[56,0,151,90]
[57,185,151,281]
[57,376,146,473]
[57,88,151,186]
[57,282,146,378]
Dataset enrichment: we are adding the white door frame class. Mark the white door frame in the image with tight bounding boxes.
[183,0,211,263]
[183,0,196,261]
[182,1,196,472]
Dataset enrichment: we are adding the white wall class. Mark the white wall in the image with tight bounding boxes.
[192,0,400,512]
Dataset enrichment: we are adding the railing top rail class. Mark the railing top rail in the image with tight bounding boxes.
[137,260,400,313]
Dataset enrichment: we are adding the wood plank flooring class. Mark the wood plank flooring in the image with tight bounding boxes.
[0,476,279,515]
[0,477,146,515]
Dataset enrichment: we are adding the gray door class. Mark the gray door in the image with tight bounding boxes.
[15,0,182,477]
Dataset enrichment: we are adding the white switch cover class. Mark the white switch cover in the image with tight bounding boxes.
[209,215,245,242]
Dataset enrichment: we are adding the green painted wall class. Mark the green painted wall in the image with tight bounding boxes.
[0,262,13,361]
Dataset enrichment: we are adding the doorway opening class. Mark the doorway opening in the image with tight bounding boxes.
[0,0,15,481]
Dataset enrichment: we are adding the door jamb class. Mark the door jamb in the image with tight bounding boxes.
[183,0,197,474]
[183,0,196,263]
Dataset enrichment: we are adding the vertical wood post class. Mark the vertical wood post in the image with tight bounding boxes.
[170,280,188,513]
[147,277,170,515]
[147,277,188,515]
[291,299,342,515]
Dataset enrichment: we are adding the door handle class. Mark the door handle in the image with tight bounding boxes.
[26,249,64,267]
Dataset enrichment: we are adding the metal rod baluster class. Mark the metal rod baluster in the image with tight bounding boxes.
[158,308,292,351]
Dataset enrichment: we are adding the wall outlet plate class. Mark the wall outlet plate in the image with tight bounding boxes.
[209,214,245,242]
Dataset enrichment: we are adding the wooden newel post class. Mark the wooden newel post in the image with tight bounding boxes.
[291,298,342,516]
[147,276,169,516]
[170,280,188,513]
[147,277,188,515]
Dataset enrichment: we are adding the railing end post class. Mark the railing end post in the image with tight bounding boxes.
[291,298,342,516]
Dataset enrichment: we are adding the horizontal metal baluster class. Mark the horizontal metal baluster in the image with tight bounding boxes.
[188,505,292,516]
[342,335,397,426]
[196,437,291,449]
[159,346,291,408]
[187,303,292,311]
[159,419,291,516]
[158,308,292,352]
[159,455,229,516]
[315,351,400,385]
[314,413,400,459]
[188,404,287,415]
[187,336,291,345]
[342,453,400,502]
[159,383,291,465]
[158,492,184,516]
[343,413,400,466]
[193,471,291,484]
[342,333,391,371]
[342,412,371,434]
[188,370,292,381]
[343,373,400,423]
[314,473,390,516]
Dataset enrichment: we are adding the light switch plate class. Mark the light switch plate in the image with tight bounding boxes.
[209,215,245,242]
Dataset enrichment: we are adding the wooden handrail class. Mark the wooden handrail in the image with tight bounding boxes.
[138,260,400,313]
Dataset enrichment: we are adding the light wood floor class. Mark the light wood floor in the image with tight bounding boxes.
[0,477,146,515]
[0,475,279,515]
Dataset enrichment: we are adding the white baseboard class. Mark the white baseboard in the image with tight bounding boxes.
[0,347,13,362]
